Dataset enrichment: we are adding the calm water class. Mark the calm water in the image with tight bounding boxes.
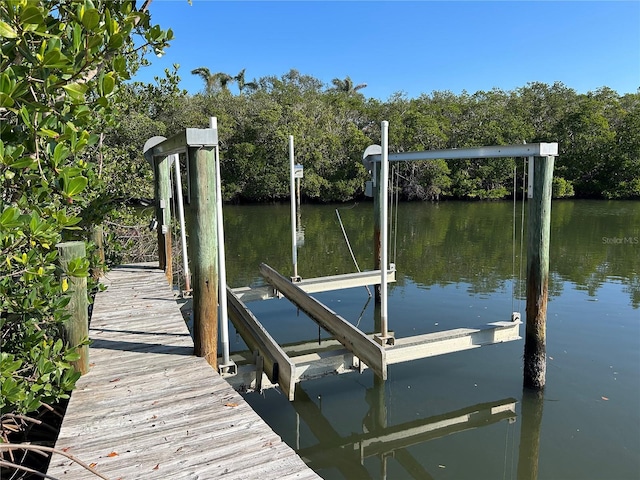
[220,200,639,480]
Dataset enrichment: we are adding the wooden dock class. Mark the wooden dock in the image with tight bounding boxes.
[47,263,321,480]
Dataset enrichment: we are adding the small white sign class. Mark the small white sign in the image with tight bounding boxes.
[294,164,304,179]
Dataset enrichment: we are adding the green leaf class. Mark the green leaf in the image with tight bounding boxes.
[42,49,70,68]
[0,92,14,108]
[20,6,45,25]
[0,20,18,39]
[101,71,116,95]
[53,143,70,166]
[0,207,20,228]
[9,157,36,169]
[62,82,87,103]
[82,8,101,31]
[63,176,88,198]
[38,128,59,138]
[108,32,123,49]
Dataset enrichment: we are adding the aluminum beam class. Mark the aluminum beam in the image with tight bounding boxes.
[144,127,219,162]
[365,143,558,163]
[231,269,396,302]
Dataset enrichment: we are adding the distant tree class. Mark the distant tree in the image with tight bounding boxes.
[191,67,234,94]
[235,68,258,95]
[331,76,367,95]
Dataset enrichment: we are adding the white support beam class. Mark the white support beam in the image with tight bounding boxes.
[226,288,296,400]
[260,263,387,380]
[231,269,396,302]
[386,321,521,365]
[365,143,558,163]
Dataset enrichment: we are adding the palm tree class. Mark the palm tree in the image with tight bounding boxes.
[235,68,258,95]
[191,67,235,94]
[330,76,367,95]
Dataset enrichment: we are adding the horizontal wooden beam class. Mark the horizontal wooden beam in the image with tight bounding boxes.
[260,263,387,380]
[226,288,296,400]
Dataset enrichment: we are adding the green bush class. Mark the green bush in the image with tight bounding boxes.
[0,0,171,422]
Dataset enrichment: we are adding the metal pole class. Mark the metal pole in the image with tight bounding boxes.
[172,153,190,292]
[380,121,389,339]
[156,155,172,284]
[289,135,299,281]
[211,117,231,369]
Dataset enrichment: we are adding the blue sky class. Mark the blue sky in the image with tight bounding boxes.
[133,1,640,99]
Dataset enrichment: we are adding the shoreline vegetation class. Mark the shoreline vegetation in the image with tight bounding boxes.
[1,1,637,477]
[104,67,639,207]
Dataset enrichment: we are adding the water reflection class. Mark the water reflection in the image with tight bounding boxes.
[517,388,545,480]
[223,200,640,308]
[227,200,639,479]
[292,380,520,480]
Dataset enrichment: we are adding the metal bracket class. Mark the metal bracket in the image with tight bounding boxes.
[374,332,396,347]
[218,360,237,377]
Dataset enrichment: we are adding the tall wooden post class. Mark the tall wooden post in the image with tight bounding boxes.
[56,241,89,374]
[524,155,554,389]
[91,225,105,278]
[188,145,218,369]
[155,154,172,285]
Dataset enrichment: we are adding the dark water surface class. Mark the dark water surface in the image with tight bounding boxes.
[221,200,639,480]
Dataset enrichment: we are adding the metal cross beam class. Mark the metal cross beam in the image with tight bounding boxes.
[364,142,558,164]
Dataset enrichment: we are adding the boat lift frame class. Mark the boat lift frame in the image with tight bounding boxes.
[146,119,556,397]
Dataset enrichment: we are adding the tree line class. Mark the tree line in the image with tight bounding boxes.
[109,67,639,204]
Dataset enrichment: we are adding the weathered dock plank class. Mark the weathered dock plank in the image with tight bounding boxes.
[48,263,320,480]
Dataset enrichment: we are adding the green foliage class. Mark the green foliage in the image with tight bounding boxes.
[553,177,575,198]
[0,0,171,418]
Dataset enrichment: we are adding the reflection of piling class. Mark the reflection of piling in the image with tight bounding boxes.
[517,388,544,480]
[524,156,554,389]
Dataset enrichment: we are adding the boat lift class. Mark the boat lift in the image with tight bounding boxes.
[146,120,557,399]
[224,122,557,400]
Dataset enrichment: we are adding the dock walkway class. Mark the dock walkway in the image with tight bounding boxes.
[48,263,320,480]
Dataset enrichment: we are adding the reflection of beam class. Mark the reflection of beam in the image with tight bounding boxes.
[293,387,371,479]
[260,263,387,380]
[231,269,396,302]
[299,398,517,463]
[226,289,296,400]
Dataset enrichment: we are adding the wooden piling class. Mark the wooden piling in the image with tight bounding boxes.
[56,241,89,374]
[91,225,104,278]
[155,154,172,285]
[187,145,218,369]
[524,155,554,390]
